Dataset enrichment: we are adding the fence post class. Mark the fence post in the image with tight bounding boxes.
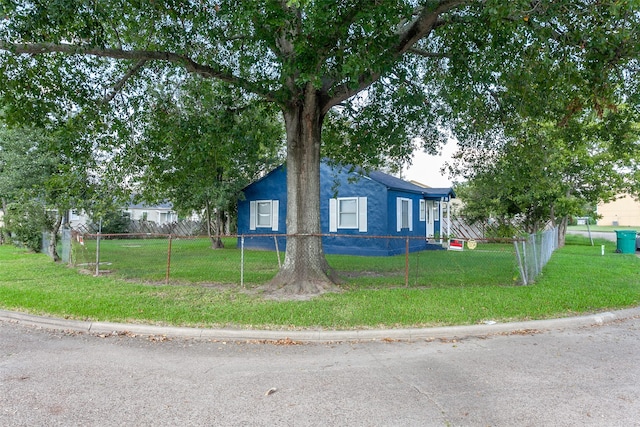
[94,219,102,276]
[514,239,527,285]
[240,235,245,288]
[405,237,409,287]
[165,234,172,285]
[274,235,282,269]
[532,234,539,276]
[414,249,420,287]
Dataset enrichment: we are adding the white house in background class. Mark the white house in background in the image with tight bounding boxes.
[66,201,183,230]
[597,194,640,227]
[123,201,179,224]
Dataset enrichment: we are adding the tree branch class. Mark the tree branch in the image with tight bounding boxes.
[102,59,146,104]
[324,0,468,113]
[395,0,468,55]
[0,41,278,102]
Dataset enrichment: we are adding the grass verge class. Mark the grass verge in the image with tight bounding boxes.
[1,235,638,330]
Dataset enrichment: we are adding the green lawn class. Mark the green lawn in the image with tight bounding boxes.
[73,237,521,288]
[1,234,638,330]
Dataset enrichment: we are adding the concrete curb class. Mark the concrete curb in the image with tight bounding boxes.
[2,307,639,342]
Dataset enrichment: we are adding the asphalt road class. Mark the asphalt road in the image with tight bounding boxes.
[2,313,640,426]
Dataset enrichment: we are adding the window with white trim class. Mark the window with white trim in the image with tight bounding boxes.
[329,197,367,232]
[256,201,272,227]
[249,200,280,231]
[401,199,409,228]
[433,201,440,221]
[419,200,426,221]
[396,197,413,231]
[338,198,358,228]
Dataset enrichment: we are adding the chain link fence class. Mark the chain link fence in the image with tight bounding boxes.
[514,227,559,285]
[40,214,560,287]
[61,232,553,287]
[41,228,72,263]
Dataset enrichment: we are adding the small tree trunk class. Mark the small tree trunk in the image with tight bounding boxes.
[550,204,567,247]
[48,214,62,262]
[0,197,6,244]
[557,215,568,248]
[212,209,224,249]
[205,200,224,249]
[268,86,339,295]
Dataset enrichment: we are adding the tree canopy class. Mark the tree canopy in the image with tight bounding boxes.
[0,123,99,257]
[452,110,639,244]
[1,1,638,294]
[126,76,284,247]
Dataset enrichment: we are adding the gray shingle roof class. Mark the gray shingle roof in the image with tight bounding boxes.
[367,170,455,198]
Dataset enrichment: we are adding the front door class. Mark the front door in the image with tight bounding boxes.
[426,200,435,238]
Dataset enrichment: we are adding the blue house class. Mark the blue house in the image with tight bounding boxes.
[237,162,455,256]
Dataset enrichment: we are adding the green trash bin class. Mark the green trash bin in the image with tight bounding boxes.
[615,230,637,254]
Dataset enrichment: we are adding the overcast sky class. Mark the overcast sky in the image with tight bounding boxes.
[402,141,458,188]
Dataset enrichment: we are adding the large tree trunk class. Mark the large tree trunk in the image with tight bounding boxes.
[267,88,339,295]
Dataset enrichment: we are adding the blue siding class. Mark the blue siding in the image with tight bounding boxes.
[237,162,450,256]
[319,163,389,255]
[384,190,429,255]
[237,165,287,251]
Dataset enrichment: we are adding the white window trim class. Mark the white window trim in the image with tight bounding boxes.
[249,200,279,231]
[338,197,358,229]
[329,197,367,232]
[419,199,426,222]
[256,200,272,228]
[396,197,413,232]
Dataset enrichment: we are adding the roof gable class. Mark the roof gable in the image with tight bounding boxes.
[367,170,455,199]
[367,170,427,194]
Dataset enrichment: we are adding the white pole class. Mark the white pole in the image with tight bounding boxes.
[94,218,102,276]
[439,197,444,244]
[240,235,245,288]
[446,198,451,239]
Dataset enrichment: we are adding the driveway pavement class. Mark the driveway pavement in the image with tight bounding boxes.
[2,308,640,426]
[568,230,617,242]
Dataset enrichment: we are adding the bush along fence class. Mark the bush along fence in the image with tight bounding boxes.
[52,229,561,288]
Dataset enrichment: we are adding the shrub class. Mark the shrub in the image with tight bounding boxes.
[3,199,52,252]
[90,209,130,234]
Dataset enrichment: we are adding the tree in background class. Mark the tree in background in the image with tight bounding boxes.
[0,124,99,258]
[1,1,637,293]
[450,108,640,245]
[127,77,284,248]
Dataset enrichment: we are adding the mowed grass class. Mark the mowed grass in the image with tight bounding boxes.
[1,234,638,330]
[73,237,520,288]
